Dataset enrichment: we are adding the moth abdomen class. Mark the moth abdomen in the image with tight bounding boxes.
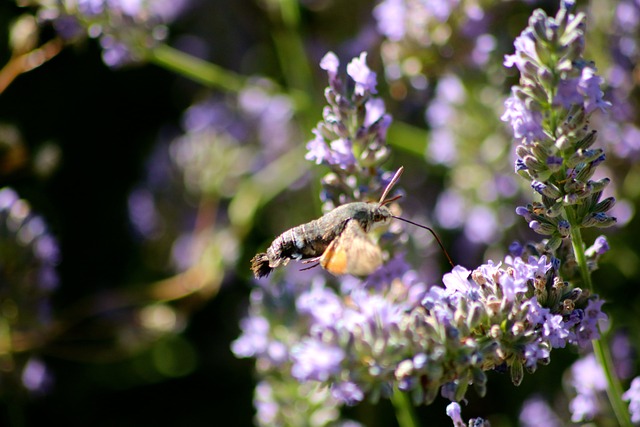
[250,253,273,278]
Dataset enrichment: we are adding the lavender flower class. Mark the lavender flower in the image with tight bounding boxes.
[305,51,394,212]
[446,401,490,427]
[503,2,616,249]
[446,402,465,427]
[346,52,378,96]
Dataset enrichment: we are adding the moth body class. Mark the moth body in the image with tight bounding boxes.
[251,202,392,278]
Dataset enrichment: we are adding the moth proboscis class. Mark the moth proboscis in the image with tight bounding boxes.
[250,167,453,279]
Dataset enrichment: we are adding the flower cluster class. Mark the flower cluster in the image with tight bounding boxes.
[306,51,395,212]
[28,0,187,67]
[0,187,59,393]
[235,251,607,411]
[502,1,616,251]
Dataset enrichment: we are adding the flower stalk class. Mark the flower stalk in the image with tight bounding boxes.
[502,2,630,425]
[391,387,421,427]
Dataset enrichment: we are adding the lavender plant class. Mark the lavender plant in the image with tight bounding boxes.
[502,1,632,425]
[3,0,640,425]
[234,22,618,421]
[305,51,394,212]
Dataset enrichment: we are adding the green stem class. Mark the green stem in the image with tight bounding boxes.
[148,44,245,92]
[593,338,632,427]
[390,387,421,427]
[567,210,632,427]
[567,214,593,291]
[387,121,428,157]
[148,44,311,112]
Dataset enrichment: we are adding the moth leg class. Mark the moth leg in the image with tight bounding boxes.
[301,256,321,264]
[299,262,321,271]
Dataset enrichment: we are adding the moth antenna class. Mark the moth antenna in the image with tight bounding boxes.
[381,194,402,206]
[392,215,455,268]
[378,166,404,205]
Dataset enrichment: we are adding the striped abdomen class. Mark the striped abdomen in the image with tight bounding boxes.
[251,210,349,278]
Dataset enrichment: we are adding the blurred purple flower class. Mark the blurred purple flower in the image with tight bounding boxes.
[21,358,53,393]
[362,253,412,291]
[519,395,563,427]
[296,283,344,327]
[231,314,271,358]
[329,138,357,168]
[291,339,345,382]
[373,0,406,41]
[470,34,496,66]
[623,377,640,423]
[464,206,499,244]
[254,381,278,425]
[128,187,161,239]
[427,128,458,166]
[364,98,387,127]
[568,353,607,422]
[611,332,634,380]
[331,381,364,406]
[434,189,465,228]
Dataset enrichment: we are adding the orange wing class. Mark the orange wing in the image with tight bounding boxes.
[320,220,383,276]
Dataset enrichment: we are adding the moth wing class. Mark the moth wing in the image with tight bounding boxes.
[320,220,382,276]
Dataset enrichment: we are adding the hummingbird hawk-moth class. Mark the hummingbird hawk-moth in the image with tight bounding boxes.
[250,167,452,279]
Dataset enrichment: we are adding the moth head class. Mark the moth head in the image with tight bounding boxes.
[358,203,392,232]
[372,204,392,224]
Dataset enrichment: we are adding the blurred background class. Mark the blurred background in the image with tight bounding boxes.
[0,0,638,425]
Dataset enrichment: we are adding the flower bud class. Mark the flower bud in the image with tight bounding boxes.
[575,129,598,150]
[545,235,563,251]
[510,359,524,386]
[557,219,571,237]
[588,177,610,194]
